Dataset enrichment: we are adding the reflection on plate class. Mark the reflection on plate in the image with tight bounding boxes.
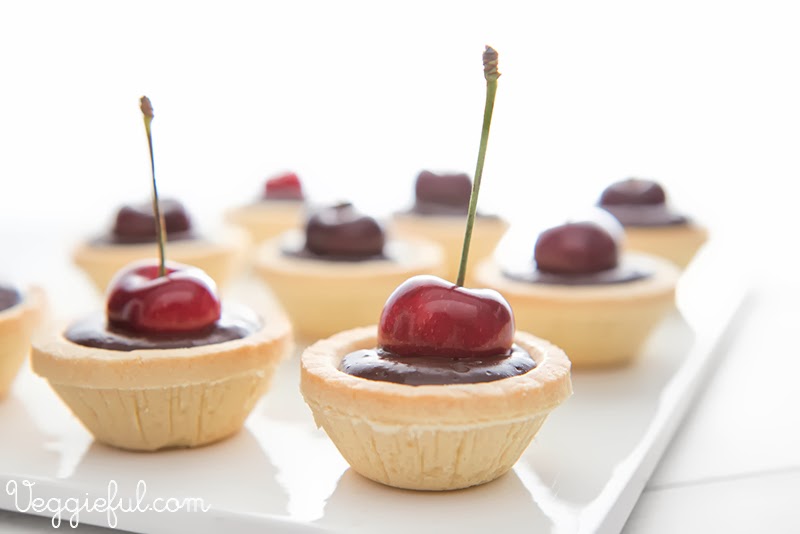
[0,241,745,534]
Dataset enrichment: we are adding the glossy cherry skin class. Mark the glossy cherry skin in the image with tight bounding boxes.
[106,260,221,334]
[599,178,666,206]
[265,172,304,200]
[534,221,619,274]
[378,275,515,359]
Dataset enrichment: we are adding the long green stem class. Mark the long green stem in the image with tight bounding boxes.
[456,47,500,287]
[140,96,166,277]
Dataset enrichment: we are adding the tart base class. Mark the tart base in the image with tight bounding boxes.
[623,223,708,269]
[255,236,445,342]
[73,227,250,293]
[226,201,305,244]
[301,326,572,491]
[32,312,292,451]
[391,213,507,285]
[0,287,44,399]
[475,254,679,368]
[51,370,270,451]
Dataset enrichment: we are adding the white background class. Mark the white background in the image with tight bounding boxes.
[1,0,798,289]
[1,3,799,533]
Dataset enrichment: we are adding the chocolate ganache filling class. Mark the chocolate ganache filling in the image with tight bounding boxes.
[599,179,687,227]
[502,263,648,286]
[65,307,260,351]
[0,285,21,312]
[339,345,536,385]
[282,203,388,262]
[93,199,196,245]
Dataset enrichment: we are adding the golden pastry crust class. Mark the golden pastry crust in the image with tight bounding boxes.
[623,222,708,268]
[31,312,292,451]
[32,311,291,388]
[73,227,250,293]
[226,200,305,243]
[390,213,508,284]
[300,326,572,490]
[0,287,45,399]
[254,234,446,341]
[475,253,679,367]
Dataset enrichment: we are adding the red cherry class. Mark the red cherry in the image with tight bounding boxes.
[106,260,221,334]
[264,172,304,200]
[378,275,515,359]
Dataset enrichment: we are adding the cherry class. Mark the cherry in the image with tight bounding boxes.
[415,171,472,210]
[599,178,666,206]
[0,284,21,312]
[374,49,506,362]
[264,171,304,200]
[305,203,385,258]
[112,199,192,242]
[534,219,620,274]
[378,275,514,359]
[106,260,221,334]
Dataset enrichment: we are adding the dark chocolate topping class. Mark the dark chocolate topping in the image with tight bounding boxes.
[65,307,260,351]
[282,244,388,263]
[599,205,687,227]
[0,285,21,313]
[111,199,193,244]
[412,171,472,215]
[339,345,536,386]
[502,261,649,286]
[304,203,385,259]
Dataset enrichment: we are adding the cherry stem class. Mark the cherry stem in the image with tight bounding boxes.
[456,46,500,287]
[140,96,167,277]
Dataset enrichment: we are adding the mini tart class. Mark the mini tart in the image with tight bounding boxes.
[254,234,446,341]
[0,287,44,399]
[226,200,305,244]
[622,223,708,269]
[391,213,508,285]
[31,313,292,451]
[301,326,572,491]
[475,253,679,368]
[73,226,250,293]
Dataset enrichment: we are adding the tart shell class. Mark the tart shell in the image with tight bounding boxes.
[0,287,44,399]
[226,200,305,244]
[301,326,572,491]
[622,223,708,269]
[391,213,508,285]
[73,227,250,293]
[31,312,292,451]
[254,235,446,342]
[475,253,679,368]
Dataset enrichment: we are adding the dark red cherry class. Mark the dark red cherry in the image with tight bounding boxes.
[264,172,304,200]
[534,221,619,274]
[112,199,192,243]
[305,203,385,258]
[599,178,666,206]
[415,171,472,210]
[106,260,221,334]
[0,284,21,313]
[378,275,514,359]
